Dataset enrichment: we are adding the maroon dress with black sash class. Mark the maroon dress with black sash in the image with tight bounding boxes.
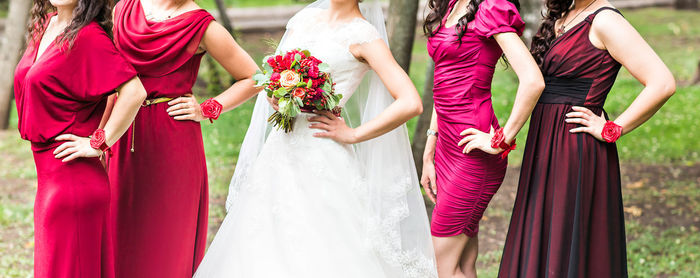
[498,8,628,278]
[108,0,214,277]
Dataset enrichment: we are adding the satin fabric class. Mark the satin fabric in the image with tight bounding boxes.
[498,7,628,278]
[109,0,214,277]
[426,0,524,237]
[13,21,136,278]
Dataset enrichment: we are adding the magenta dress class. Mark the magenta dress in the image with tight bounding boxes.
[427,0,524,238]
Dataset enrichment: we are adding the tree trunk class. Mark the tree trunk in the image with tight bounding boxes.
[692,60,700,85]
[214,0,234,35]
[410,60,435,172]
[675,0,699,9]
[387,0,419,73]
[0,0,32,130]
[520,0,545,46]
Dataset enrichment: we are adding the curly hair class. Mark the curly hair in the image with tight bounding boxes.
[423,0,520,42]
[28,0,114,50]
[530,0,573,67]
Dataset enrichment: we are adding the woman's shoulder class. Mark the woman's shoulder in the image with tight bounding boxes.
[478,0,520,13]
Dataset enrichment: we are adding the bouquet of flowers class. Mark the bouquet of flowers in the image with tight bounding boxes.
[253,49,342,133]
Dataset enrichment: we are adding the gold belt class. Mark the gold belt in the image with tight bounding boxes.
[130,97,175,152]
[142,97,173,107]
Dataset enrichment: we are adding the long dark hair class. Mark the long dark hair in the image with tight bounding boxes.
[423,0,521,42]
[530,0,573,67]
[28,0,114,50]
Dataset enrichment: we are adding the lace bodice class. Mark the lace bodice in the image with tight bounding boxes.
[281,8,381,106]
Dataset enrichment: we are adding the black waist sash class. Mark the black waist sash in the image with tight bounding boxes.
[538,76,593,106]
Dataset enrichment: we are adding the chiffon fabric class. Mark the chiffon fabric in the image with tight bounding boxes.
[498,7,628,278]
[13,21,136,278]
[109,0,214,277]
[427,0,524,237]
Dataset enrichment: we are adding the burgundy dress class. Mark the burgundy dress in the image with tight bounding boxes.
[13,21,136,278]
[498,8,628,278]
[109,0,214,277]
[427,0,524,238]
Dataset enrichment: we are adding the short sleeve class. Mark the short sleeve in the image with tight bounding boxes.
[473,0,525,38]
[70,23,137,101]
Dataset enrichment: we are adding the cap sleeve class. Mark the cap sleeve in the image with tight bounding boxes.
[345,19,382,46]
[70,23,137,101]
[473,0,525,38]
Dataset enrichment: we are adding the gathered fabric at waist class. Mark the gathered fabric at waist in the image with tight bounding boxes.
[538,76,595,107]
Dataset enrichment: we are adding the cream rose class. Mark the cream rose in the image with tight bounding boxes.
[279,70,301,88]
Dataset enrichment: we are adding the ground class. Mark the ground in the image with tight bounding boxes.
[1,6,699,278]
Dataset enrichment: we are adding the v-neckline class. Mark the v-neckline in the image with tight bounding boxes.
[443,0,464,29]
[542,16,590,59]
[33,15,59,64]
[136,0,204,24]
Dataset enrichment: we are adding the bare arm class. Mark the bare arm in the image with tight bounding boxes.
[567,10,675,140]
[420,105,439,203]
[167,22,260,121]
[99,94,115,129]
[310,38,423,144]
[459,32,545,154]
[54,77,147,162]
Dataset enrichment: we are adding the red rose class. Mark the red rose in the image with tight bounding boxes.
[601,121,623,143]
[292,87,306,98]
[201,98,223,123]
[90,129,106,150]
[270,72,281,82]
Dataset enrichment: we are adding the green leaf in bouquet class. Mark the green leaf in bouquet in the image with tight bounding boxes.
[318,63,330,72]
[294,53,302,62]
[290,102,301,117]
[306,79,313,89]
[278,97,292,113]
[273,87,289,99]
[294,96,304,107]
[266,89,273,98]
[297,81,308,87]
[253,73,267,86]
[262,60,273,73]
[301,50,311,57]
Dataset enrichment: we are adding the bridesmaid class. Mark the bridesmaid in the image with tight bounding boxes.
[421,0,544,277]
[13,0,146,277]
[107,0,259,277]
[498,1,675,277]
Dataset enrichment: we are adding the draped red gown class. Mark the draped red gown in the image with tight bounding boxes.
[109,0,214,277]
[13,21,136,278]
[427,0,524,238]
[498,8,628,278]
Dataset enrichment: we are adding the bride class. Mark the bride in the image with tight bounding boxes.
[194,0,437,277]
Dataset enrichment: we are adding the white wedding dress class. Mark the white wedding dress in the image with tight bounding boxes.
[194,2,436,278]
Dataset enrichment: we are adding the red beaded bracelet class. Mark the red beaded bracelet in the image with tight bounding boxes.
[491,127,516,159]
[601,121,623,143]
[201,98,223,123]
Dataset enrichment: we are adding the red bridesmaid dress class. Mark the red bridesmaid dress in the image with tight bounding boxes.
[109,0,214,277]
[13,21,137,278]
[498,7,628,278]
